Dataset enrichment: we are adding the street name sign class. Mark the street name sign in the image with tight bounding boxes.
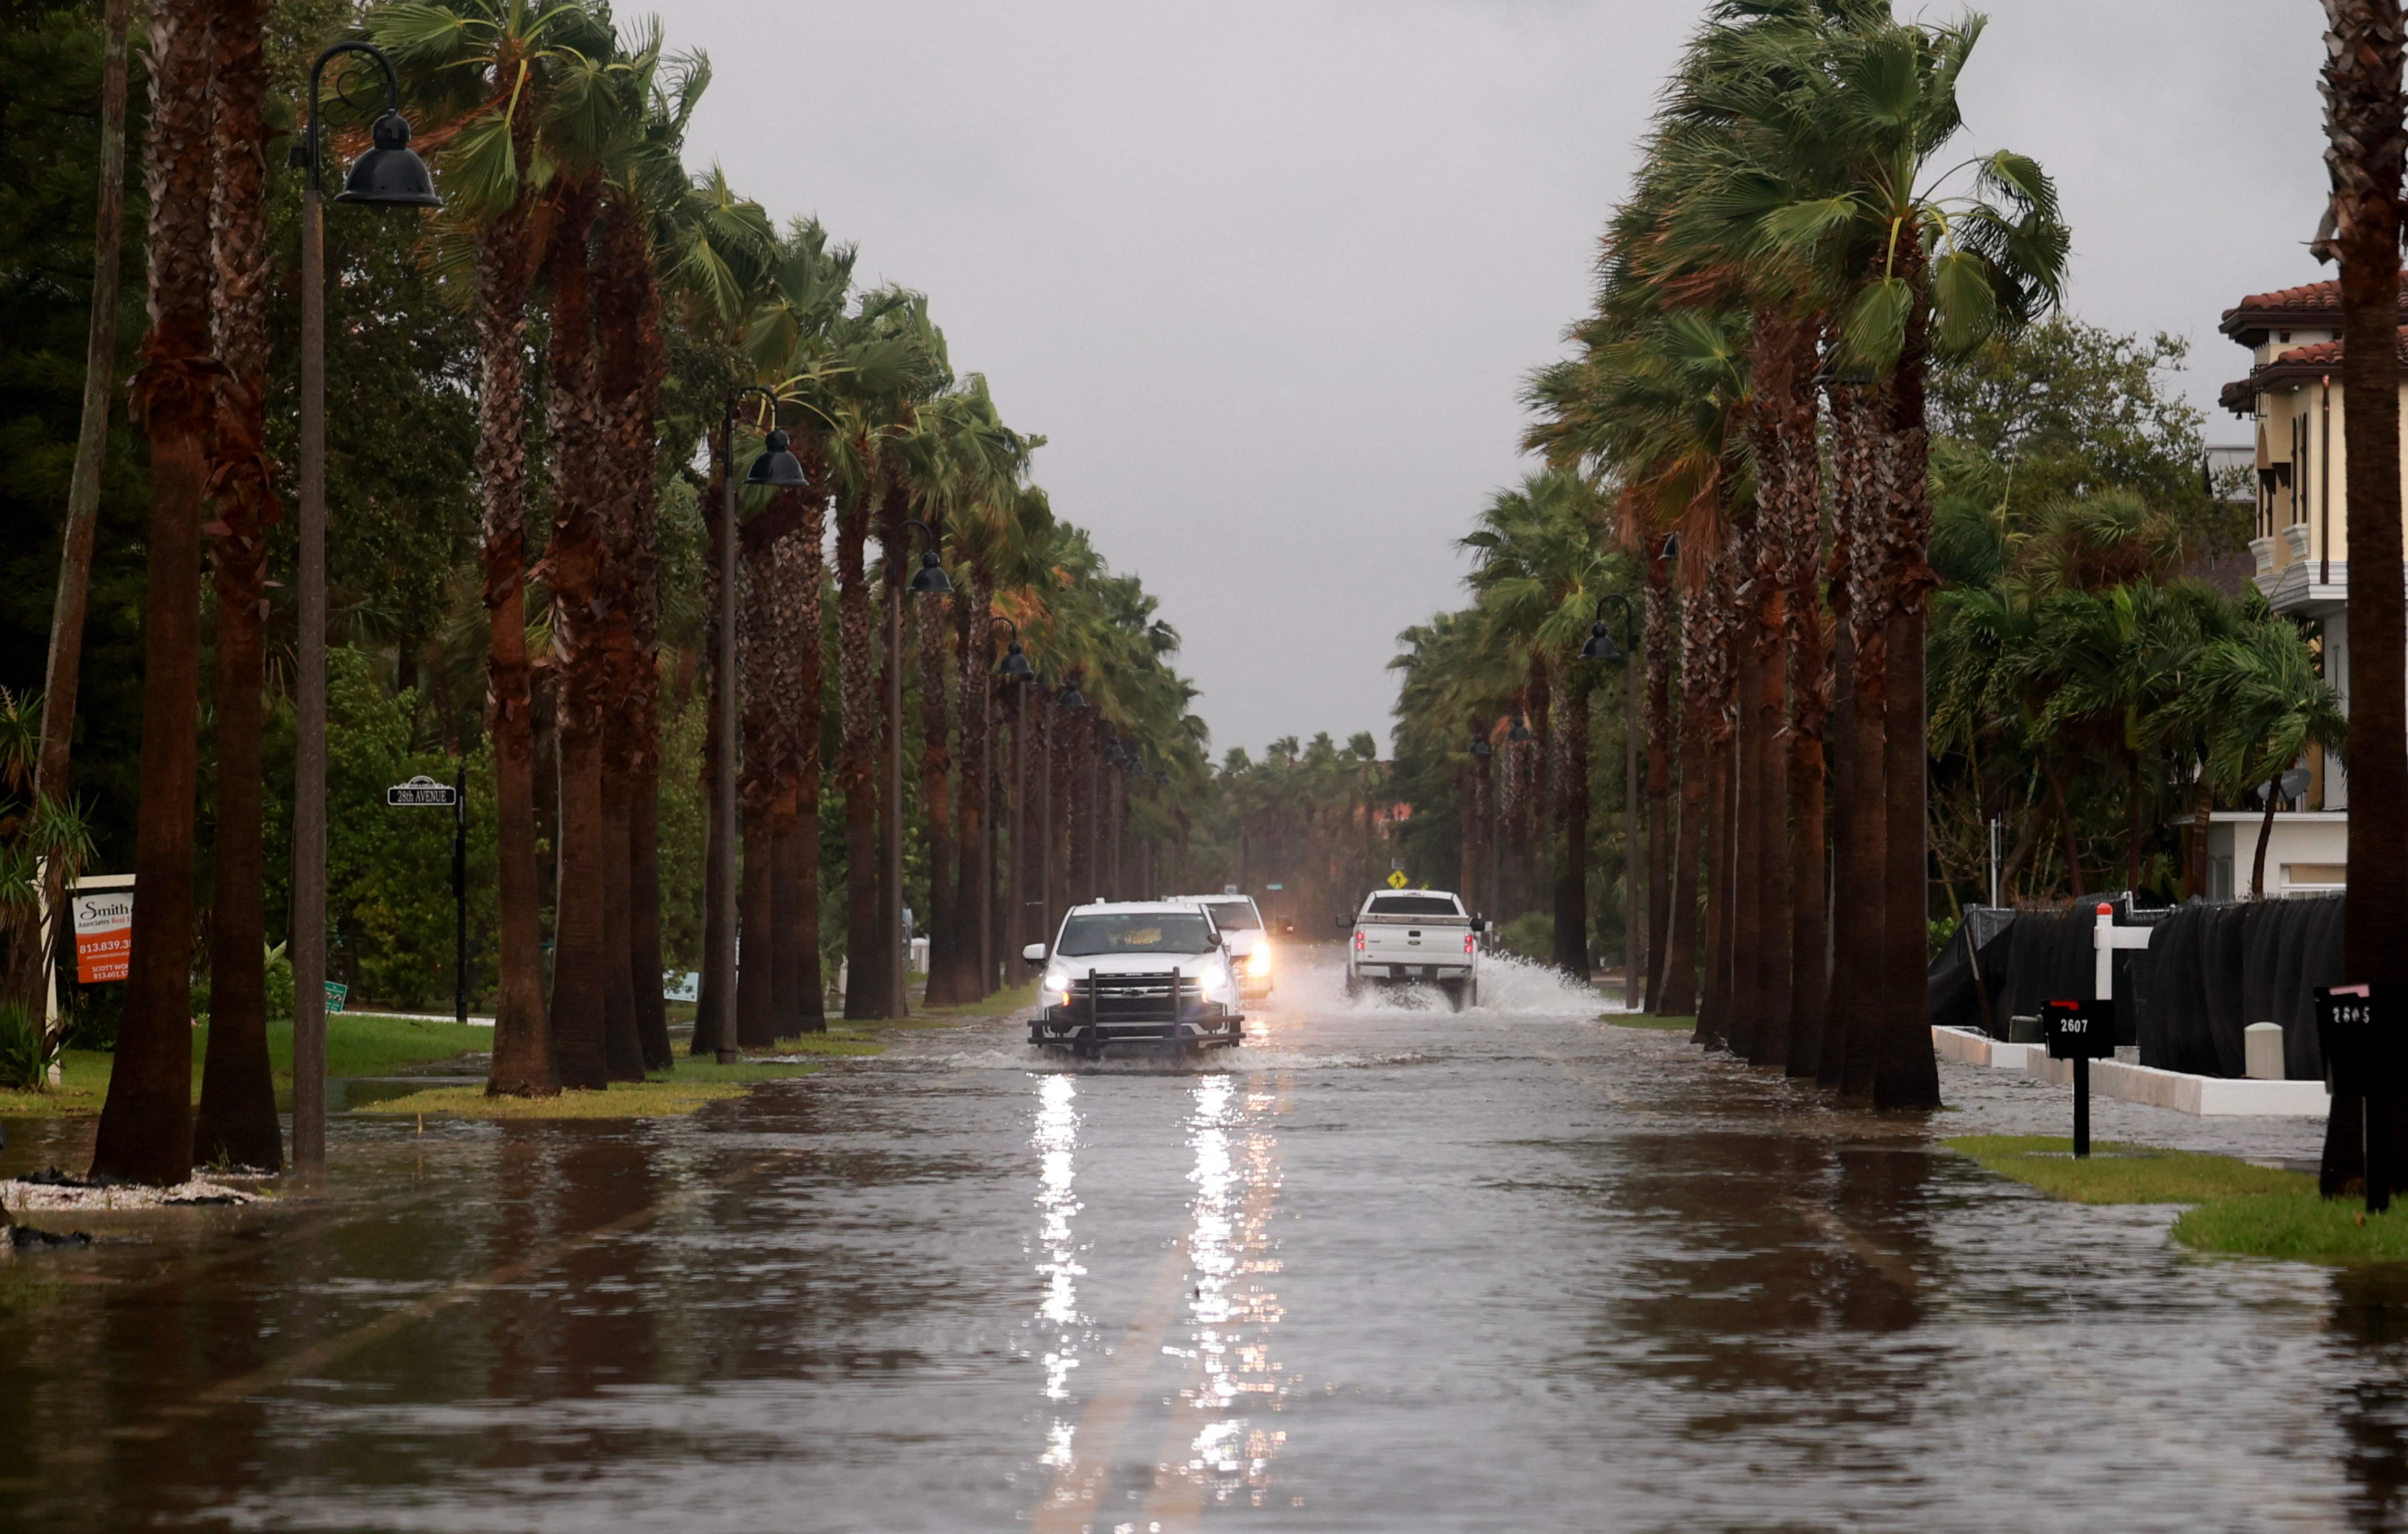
[386,774,458,807]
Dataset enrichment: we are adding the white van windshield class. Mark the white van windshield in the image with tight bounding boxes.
[1057,913,1216,957]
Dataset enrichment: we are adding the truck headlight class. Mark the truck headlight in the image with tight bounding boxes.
[1245,944,1271,978]
[1043,968,1073,1006]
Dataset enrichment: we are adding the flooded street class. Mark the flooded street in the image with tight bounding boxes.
[5,950,2407,1532]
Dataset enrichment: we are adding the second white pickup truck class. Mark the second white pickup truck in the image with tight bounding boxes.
[1339,890,1487,1011]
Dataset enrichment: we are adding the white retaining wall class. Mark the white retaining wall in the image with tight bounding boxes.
[1932,1026,2329,1117]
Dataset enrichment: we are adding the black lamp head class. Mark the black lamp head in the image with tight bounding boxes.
[998,640,1035,681]
[1057,681,1086,709]
[1509,715,1533,743]
[336,111,442,207]
[1105,740,1126,765]
[744,427,807,488]
[1580,621,1623,663]
[909,549,954,595]
[1469,736,1493,758]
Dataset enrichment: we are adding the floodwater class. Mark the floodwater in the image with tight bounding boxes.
[3,950,2406,1531]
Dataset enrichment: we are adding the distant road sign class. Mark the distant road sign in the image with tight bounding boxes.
[386,774,458,807]
[1265,883,1283,891]
[1386,870,1409,889]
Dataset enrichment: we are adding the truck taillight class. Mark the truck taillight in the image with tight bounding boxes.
[1353,931,1365,953]
[1464,933,1475,955]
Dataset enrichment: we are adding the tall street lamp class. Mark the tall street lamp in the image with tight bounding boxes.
[291,41,438,1168]
[889,517,948,1015]
[1582,593,1641,1011]
[708,389,801,1061]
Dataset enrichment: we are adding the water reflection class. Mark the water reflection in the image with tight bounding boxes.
[1150,1068,1292,1516]
[2327,1266,2408,1530]
[1031,1071,1086,1471]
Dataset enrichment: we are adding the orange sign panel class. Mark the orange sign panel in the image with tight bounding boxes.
[71,886,133,983]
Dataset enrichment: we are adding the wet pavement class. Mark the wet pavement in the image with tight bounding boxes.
[4,949,2407,1531]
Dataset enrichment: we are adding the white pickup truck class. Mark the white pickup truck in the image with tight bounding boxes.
[1339,890,1487,1011]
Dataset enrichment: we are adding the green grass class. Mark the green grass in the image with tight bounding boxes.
[0,1014,491,1118]
[1946,1134,2408,1265]
[1610,1014,1696,1032]
[355,1079,758,1119]
[1946,1135,2308,1204]
[2172,1195,2408,1262]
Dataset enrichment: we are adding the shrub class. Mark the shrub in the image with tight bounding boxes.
[1499,911,1554,963]
[0,1002,56,1092]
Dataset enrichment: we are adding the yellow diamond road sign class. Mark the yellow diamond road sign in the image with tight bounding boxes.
[1386,870,1409,889]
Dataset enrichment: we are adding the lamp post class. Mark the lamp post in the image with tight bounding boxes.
[1581,593,1641,1010]
[708,388,802,1061]
[290,41,439,1168]
[888,518,949,1014]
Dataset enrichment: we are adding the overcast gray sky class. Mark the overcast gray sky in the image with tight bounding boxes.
[657,0,2327,760]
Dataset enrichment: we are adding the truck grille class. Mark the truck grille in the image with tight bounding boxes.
[1075,969,1198,1026]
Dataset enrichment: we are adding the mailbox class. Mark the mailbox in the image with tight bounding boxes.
[2317,983,2406,1098]
[2042,999,2115,1062]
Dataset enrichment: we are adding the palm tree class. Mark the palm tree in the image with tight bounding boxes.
[2319,0,2408,1198]
[1737,10,2066,1105]
[192,0,282,1170]
[2192,620,2349,900]
[91,0,215,1186]
[8,0,129,1022]
[373,0,620,1099]
[1460,471,1617,978]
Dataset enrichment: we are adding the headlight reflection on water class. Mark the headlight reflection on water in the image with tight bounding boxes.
[1031,1073,1084,1468]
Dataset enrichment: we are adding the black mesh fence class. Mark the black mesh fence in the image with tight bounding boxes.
[1929,895,2344,1079]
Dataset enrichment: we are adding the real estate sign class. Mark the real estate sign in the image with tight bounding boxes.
[70,876,135,983]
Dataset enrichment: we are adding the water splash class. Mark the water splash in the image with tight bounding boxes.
[1271,950,1610,1018]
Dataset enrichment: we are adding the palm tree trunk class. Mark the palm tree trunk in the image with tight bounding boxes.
[1834,374,1890,1102]
[736,533,779,1048]
[771,798,803,1029]
[629,749,671,1067]
[595,190,669,1071]
[782,485,829,1031]
[955,569,995,1000]
[598,766,643,1073]
[1873,275,1942,1111]
[92,0,214,1186]
[737,810,775,1047]
[1551,664,1591,978]
[1875,602,1940,1107]
[1727,622,1766,1061]
[541,178,617,1087]
[1660,607,1707,1018]
[2186,779,2213,899]
[918,590,962,1004]
[477,132,553,1099]
[836,480,883,1020]
[1818,620,1858,1087]
[10,0,129,1019]
[192,0,280,1171]
[1700,728,1735,1051]
[693,432,730,1056]
[1643,551,1675,1008]
[2322,0,2408,1196]
[2251,787,2279,899]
